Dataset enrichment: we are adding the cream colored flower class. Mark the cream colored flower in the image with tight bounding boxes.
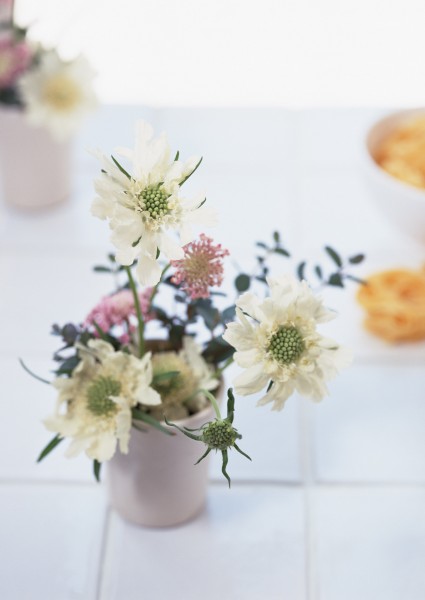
[223,275,351,410]
[91,120,218,286]
[44,340,160,462]
[19,50,97,141]
[148,336,219,420]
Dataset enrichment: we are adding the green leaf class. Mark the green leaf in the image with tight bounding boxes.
[348,253,365,265]
[93,460,102,482]
[274,247,290,257]
[111,155,131,180]
[156,247,160,259]
[226,388,235,424]
[152,371,180,384]
[222,305,236,322]
[202,337,234,363]
[194,447,212,465]
[194,300,221,331]
[92,321,110,342]
[132,422,148,433]
[235,274,250,292]
[266,380,274,392]
[297,261,306,281]
[169,324,186,347]
[273,231,280,243]
[37,434,63,462]
[93,266,112,273]
[345,274,367,285]
[234,443,252,461]
[179,156,203,186]
[325,246,343,267]
[132,408,174,435]
[164,417,202,441]
[221,449,231,488]
[255,242,268,250]
[315,265,323,280]
[174,150,180,161]
[196,197,207,209]
[19,358,51,385]
[328,273,344,287]
[55,355,80,376]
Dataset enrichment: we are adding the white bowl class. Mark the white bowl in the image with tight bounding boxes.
[364,108,425,243]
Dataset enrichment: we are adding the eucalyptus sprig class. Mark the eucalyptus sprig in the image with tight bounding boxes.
[297,245,366,288]
[165,388,251,487]
[234,230,291,293]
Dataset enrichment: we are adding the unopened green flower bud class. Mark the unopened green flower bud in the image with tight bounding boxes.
[201,420,240,451]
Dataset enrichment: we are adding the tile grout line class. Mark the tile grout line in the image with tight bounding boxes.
[299,398,319,600]
[2,477,425,489]
[95,504,113,600]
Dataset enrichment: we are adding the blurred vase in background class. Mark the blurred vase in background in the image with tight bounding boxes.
[0,5,97,209]
[0,106,71,209]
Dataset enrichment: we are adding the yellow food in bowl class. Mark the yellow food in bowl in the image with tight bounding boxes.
[357,268,425,342]
[375,115,425,189]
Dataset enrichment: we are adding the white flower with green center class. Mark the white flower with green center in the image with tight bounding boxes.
[44,339,161,462]
[148,336,219,420]
[222,275,351,411]
[91,120,218,286]
[19,50,97,141]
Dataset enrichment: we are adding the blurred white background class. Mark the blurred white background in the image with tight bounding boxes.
[14,0,425,107]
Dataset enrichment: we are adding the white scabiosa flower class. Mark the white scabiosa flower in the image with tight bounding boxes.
[148,336,219,420]
[19,50,97,141]
[222,275,351,411]
[44,340,161,462]
[181,336,219,393]
[91,120,218,286]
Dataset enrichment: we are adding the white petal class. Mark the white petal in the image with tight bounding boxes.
[179,222,194,245]
[136,255,162,286]
[236,292,265,322]
[139,232,159,258]
[234,348,259,368]
[139,386,162,407]
[91,196,112,220]
[87,432,117,462]
[233,363,269,396]
[159,232,184,260]
[115,245,139,266]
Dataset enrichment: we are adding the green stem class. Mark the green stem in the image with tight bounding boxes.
[125,266,145,358]
[149,263,171,307]
[201,389,222,421]
[214,356,234,379]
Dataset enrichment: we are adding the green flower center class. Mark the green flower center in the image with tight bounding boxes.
[139,186,169,220]
[202,421,238,450]
[268,326,305,364]
[86,376,121,416]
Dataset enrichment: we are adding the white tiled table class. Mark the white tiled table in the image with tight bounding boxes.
[1,106,425,600]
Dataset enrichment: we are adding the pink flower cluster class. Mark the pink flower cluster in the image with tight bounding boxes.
[84,289,154,344]
[0,36,31,89]
[171,234,229,300]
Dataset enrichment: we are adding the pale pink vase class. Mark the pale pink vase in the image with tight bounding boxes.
[107,404,216,527]
[0,107,72,209]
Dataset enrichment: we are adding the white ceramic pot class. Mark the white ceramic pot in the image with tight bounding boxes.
[107,403,216,527]
[0,107,72,209]
[363,108,425,243]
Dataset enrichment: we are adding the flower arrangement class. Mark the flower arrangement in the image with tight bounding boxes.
[0,0,96,140]
[23,120,365,487]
